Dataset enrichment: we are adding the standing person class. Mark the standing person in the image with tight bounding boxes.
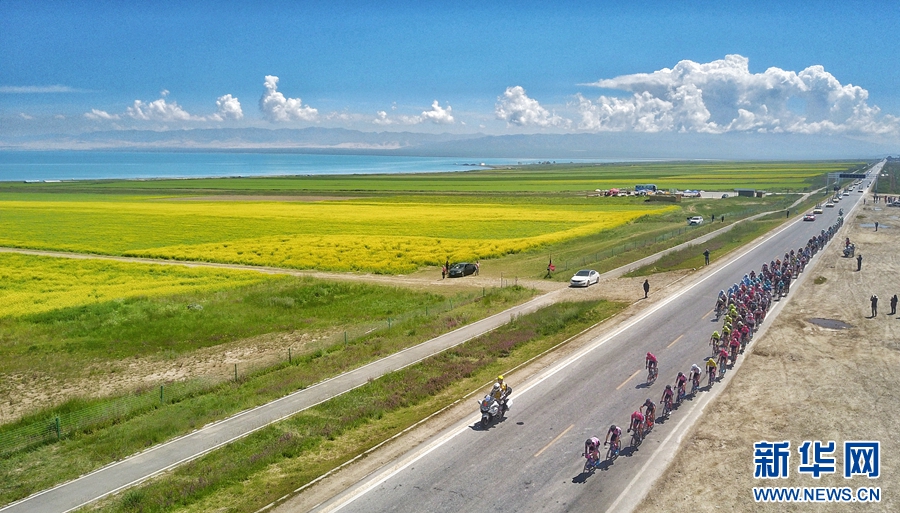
[441,264,446,280]
[890,294,898,316]
[786,210,790,218]
[475,260,480,275]
[643,279,650,298]
[857,254,863,271]
[875,222,879,232]
[704,248,710,266]
[871,295,878,317]
[721,215,724,222]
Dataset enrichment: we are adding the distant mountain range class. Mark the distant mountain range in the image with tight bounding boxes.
[2,127,894,160]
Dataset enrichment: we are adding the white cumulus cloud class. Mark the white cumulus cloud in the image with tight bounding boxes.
[495,86,569,128]
[209,94,243,121]
[420,100,454,124]
[373,101,455,125]
[126,97,198,121]
[259,75,318,123]
[84,109,120,121]
[578,54,900,135]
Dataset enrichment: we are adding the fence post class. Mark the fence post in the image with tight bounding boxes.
[344,331,348,345]
[234,364,238,382]
[289,348,292,364]
[160,385,164,404]
[55,416,61,440]
[388,318,392,329]
[450,300,453,309]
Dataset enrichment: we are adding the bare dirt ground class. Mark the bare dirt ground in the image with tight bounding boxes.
[640,197,899,511]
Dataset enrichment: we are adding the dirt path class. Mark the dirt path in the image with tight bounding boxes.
[639,194,899,511]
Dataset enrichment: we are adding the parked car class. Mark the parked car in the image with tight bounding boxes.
[687,216,704,226]
[803,213,816,221]
[570,269,600,287]
[448,262,477,278]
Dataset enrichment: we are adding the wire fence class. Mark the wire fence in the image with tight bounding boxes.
[0,287,501,456]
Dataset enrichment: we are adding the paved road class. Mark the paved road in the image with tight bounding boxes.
[0,179,847,513]
[311,166,877,513]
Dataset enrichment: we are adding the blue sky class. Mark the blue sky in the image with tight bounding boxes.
[2,0,899,146]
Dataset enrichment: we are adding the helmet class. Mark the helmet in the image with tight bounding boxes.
[497,375,504,381]
[646,352,653,358]
[610,424,616,431]
[645,398,653,405]
[492,383,500,391]
[665,384,672,390]
[677,372,684,377]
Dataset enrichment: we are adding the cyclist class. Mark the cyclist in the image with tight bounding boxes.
[690,363,702,391]
[605,424,622,454]
[729,334,741,364]
[646,352,658,381]
[709,331,720,354]
[584,436,601,466]
[661,385,674,415]
[675,371,688,402]
[717,346,729,371]
[641,398,656,429]
[628,410,645,439]
[705,357,718,385]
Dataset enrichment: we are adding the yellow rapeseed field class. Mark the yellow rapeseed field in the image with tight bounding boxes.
[0,196,675,274]
[0,253,274,318]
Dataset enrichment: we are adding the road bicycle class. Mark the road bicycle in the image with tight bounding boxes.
[605,440,620,461]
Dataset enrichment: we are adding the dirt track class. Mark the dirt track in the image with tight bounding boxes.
[641,196,899,511]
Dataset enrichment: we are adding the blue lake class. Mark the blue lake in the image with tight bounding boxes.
[0,151,603,182]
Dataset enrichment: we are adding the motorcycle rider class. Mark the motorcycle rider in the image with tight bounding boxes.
[492,375,511,412]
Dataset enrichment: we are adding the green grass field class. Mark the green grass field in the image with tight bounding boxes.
[0,160,865,194]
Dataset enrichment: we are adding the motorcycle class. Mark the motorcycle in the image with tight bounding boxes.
[478,393,511,429]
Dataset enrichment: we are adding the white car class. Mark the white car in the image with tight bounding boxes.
[687,216,704,226]
[570,269,600,287]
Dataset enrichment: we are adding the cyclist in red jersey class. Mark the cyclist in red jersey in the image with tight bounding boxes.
[628,410,645,435]
[661,384,674,413]
[646,352,658,372]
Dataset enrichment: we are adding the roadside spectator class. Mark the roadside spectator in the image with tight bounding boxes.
[875,222,879,232]
[441,265,446,280]
[703,248,710,266]
[786,210,790,218]
[720,215,724,222]
[475,260,480,275]
[891,294,898,316]
[857,254,863,271]
[870,295,878,317]
[643,279,650,299]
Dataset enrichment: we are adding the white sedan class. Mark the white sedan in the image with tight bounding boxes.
[570,269,600,287]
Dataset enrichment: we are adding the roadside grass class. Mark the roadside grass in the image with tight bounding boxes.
[624,216,787,276]
[878,160,899,195]
[0,286,535,505]
[81,300,626,513]
[488,193,800,282]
